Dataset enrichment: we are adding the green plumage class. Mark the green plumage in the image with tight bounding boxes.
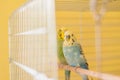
[57,28,70,80]
[57,39,68,64]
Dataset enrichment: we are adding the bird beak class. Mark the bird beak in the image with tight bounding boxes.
[66,35,70,41]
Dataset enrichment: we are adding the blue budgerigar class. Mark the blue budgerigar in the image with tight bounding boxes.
[57,28,71,80]
[63,31,89,80]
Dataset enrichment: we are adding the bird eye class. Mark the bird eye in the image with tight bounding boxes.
[59,34,62,37]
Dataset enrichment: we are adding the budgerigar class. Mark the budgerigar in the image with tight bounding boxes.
[63,31,89,80]
[57,28,71,80]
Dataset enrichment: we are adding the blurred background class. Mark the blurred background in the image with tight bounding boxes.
[56,0,120,79]
[0,0,120,80]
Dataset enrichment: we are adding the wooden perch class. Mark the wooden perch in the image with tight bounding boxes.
[58,64,120,80]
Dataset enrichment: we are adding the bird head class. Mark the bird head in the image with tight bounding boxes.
[57,28,67,40]
[64,31,77,46]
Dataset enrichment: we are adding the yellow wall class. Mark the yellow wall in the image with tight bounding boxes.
[0,0,26,80]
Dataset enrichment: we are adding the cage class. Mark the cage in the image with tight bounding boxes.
[8,0,57,80]
[8,0,120,80]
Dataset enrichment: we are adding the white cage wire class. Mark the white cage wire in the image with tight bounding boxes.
[8,0,57,80]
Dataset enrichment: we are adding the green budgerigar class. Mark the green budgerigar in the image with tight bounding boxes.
[57,28,70,80]
[63,31,89,80]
